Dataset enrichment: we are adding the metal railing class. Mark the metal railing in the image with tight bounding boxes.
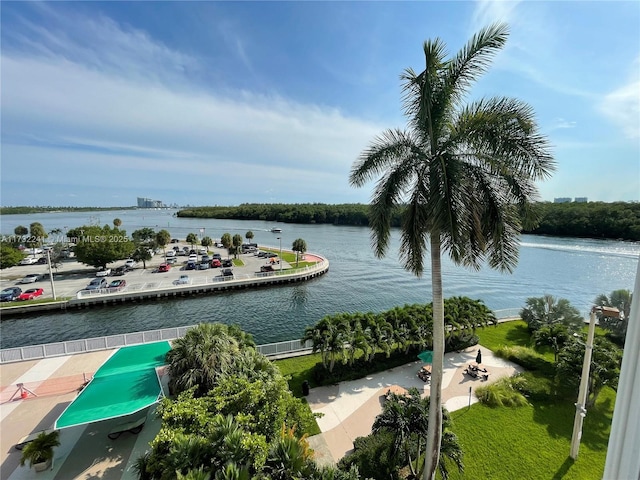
[0,305,521,364]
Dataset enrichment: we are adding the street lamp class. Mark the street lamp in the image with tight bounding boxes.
[570,305,619,459]
[276,237,282,272]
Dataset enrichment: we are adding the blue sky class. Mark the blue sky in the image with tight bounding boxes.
[1,1,638,207]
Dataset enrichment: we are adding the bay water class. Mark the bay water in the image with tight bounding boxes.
[1,209,638,349]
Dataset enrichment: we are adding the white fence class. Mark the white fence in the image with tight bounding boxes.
[0,308,521,364]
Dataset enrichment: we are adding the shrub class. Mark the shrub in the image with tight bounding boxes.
[475,377,529,408]
[494,345,554,375]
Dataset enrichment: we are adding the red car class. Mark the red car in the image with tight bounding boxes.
[18,288,44,300]
[210,259,221,268]
[158,263,170,273]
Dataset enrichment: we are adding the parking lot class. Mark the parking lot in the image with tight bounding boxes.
[0,244,291,302]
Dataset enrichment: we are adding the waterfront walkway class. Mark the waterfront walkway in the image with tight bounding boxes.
[0,344,521,478]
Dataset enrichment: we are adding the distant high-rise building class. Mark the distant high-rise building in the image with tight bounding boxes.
[554,197,572,204]
[137,197,165,208]
[574,197,588,203]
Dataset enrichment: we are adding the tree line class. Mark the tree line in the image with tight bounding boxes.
[177,201,640,241]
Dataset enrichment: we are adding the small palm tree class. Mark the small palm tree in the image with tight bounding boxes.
[20,430,60,470]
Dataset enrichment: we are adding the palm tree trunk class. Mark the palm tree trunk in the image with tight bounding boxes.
[423,234,444,480]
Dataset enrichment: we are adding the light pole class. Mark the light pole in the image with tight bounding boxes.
[46,249,57,300]
[569,305,617,459]
[276,237,282,272]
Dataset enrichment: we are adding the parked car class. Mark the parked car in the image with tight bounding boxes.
[108,279,127,291]
[0,287,22,302]
[158,263,170,273]
[220,268,233,277]
[212,253,222,260]
[96,268,111,277]
[36,257,48,264]
[112,266,129,276]
[185,261,196,270]
[173,275,190,285]
[260,265,275,273]
[125,259,137,268]
[26,248,43,255]
[198,248,207,255]
[170,238,180,244]
[172,246,180,252]
[166,257,178,264]
[197,262,210,270]
[18,288,44,300]
[85,278,108,290]
[210,259,221,268]
[165,250,176,258]
[19,257,39,265]
[222,259,233,268]
[19,274,42,284]
[188,254,198,263]
[201,255,211,263]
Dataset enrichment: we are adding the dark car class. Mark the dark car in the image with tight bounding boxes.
[36,257,48,264]
[185,261,196,270]
[222,259,232,268]
[221,268,233,277]
[112,266,129,276]
[212,253,222,260]
[201,255,211,263]
[260,265,275,273]
[170,238,180,243]
[0,287,22,302]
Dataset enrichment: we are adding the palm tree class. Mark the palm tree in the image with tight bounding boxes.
[594,289,633,342]
[292,238,307,266]
[520,295,583,333]
[349,23,554,479]
[372,388,463,479]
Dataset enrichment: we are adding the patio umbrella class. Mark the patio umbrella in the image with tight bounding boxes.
[475,349,482,364]
[417,350,433,364]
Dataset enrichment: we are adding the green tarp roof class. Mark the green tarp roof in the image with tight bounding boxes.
[55,341,171,429]
[417,350,433,363]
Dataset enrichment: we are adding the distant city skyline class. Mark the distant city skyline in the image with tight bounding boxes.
[1,1,638,207]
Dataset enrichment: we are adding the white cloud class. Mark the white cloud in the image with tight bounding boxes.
[599,78,640,139]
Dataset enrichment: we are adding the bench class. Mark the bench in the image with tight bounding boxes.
[107,416,146,440]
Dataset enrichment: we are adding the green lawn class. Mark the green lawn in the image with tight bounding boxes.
[275,321,615,478]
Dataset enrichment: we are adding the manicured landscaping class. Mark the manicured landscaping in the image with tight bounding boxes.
[275,320,615,479]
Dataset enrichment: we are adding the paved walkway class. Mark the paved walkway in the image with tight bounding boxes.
[1,345,521,478]
[306,345,523,464]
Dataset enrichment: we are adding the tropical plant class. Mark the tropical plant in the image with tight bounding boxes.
[246,231,254,241]
[520,295,583,334]
[201,236,213,248]
[166,323,243,396]
[155,229,171,260]
[475,376,529,407]
[371,388,463,479]
[29,222,47,249]
[0,243,24,269]
[19,430,60,469]
[232,234,243,258]
[14,225,28,236]
[113,218,122,227]
[594,289,633,343]
[555,336,622,407]
[292,238,307,266]
[349,23,554,479]
[131,245,152,269]
[67,224,135,268]
[532,323,571,362]
[186,233,199,248]
[221,233,232,258]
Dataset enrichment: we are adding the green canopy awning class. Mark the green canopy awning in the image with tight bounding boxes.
[55,341,171,429]
[418,350,433,363]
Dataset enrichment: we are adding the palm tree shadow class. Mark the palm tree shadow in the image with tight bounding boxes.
[551,457,574,480]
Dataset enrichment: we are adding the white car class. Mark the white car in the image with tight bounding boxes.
[19,274,42,284]
[173,275,190,285]
[165,250,176,258]
[19,257,39,265]
[124,259,137,268]
[96,268,111,277]
[198,248,207,255]
[188,254,198,263]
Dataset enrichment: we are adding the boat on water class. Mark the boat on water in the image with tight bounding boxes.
[270,227,282,233]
